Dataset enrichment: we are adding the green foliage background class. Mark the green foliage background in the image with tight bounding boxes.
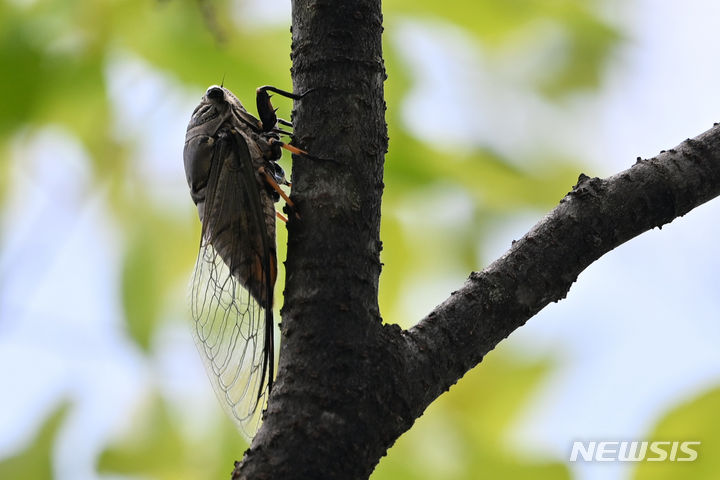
[1,0,718,479]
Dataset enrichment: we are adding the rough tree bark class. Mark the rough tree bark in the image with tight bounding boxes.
[233,1,720,478]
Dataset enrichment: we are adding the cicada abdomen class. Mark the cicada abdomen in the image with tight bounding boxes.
[183,85,290,438]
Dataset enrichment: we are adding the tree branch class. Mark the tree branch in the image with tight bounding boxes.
[404,125,720,413]
[232,0,720,476]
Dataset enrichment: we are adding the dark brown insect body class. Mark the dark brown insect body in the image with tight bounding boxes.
[185,86,284,306]
[183,85,301,438]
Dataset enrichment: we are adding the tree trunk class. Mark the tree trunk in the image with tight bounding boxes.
[235,0,393,478]
[233,1,720,478]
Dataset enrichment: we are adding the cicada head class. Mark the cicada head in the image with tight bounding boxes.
[186,86,240,135]
[204,85,245,110]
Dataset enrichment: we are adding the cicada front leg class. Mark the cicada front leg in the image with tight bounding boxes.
[256,85,312,133]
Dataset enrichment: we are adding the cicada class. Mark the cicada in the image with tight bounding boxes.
[183,84,306,438]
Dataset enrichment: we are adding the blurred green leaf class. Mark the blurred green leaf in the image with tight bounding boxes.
[373,351,569,479]
[99,393,249,479]
[0,403,68,480]
[99,394,189,478]
[385,0,621,96]
[122,227,163,351]
[385,128,580,210]
[121,205,197,351]
[540,12,622,97]
[633,385,720,480]
[108,0,294,92]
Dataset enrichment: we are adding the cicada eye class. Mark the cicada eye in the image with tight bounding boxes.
[206,86,225,101]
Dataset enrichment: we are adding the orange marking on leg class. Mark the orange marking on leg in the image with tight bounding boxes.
[259,167,294,207]
[281,144,308,156]
[259,167,300,219]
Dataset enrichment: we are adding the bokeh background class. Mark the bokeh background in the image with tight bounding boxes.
[1,0,719,479]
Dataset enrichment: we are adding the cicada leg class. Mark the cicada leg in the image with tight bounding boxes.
[280,143,308,156]
[259,166,300,219]
[273,128,294,136]
[265,135,312,159]
[256,86,313,133]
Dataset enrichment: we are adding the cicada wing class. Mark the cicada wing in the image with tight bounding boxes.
[187,128,277,440]
[189,239,269,438]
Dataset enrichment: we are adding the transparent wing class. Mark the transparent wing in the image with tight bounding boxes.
[189,237,269,439]
[186,128,276,440]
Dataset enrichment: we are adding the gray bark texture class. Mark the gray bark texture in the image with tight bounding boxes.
[232,1,720,478]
